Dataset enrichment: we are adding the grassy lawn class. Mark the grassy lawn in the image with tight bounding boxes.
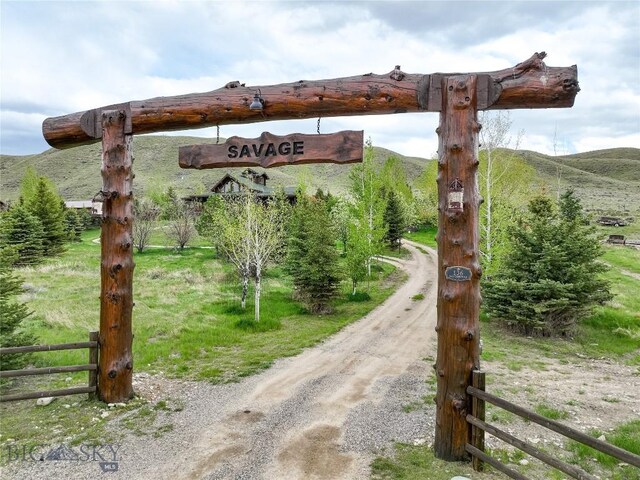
[0,228,405,453]
[566,419,640,480]
[404,226,437,249]
[371,444,502,480]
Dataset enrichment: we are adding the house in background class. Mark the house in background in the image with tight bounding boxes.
[64,200,102,217]
[184,168,297,206]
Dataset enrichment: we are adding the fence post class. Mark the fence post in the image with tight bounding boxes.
[88,331,99,400]
[471,369,486,471]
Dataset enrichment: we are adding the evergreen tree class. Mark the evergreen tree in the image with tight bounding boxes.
[25,178,66,256]
[286,194,311,294]
[269,185,292,264]
[0,246,36,370]
[483,193,612,336]
[383,190,404,250]
[330,198,350,255]
[0,204,45,266]
[297,199,342,313]
[19,166,40,204]
[64,208,84,242]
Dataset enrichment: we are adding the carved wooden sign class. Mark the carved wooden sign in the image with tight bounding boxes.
[179,130,363,170]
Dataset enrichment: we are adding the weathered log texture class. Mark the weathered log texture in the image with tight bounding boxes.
[99,110,134,403]
[434,74,482,460]
[179,130,363,169]
[42,52,579,149]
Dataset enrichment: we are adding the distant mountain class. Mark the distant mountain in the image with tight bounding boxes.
[1,136,638,214]
[515,148,640,214]
[0,135,431,201]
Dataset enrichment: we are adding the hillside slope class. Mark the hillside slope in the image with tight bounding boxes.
[516,148,640,213]
[1,138,638,213]
[0,136,430,201]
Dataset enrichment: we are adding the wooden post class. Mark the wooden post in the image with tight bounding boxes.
[88,331,99,400]
[99,110,134,403]
[471,370,486,471]
[434,74,482,460]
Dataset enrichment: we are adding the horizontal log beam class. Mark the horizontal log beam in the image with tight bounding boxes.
[467,386,640,468]
[0,341,97,355]
[42,52,579,149]
[467,416,598,480]
[0,364,97,378]
[465,445,529,480]
[0,386,96,403]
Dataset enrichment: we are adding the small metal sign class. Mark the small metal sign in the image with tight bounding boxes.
[445,266,472,282]
[179,130,363,170]
[448,178,464,211]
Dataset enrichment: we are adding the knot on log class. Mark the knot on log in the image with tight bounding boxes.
[108,369,117,379]
[390,65,405,81]
[92,190,118,202]
[563,77,580,93]
[105,291,120,304]
[109,264,123,278]
[452,395,467,413]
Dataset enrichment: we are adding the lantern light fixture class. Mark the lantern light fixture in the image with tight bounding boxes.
[249,90,264,110]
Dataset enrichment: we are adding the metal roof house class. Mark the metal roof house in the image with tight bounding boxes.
[64,200,102,216]
[184,168,297,204]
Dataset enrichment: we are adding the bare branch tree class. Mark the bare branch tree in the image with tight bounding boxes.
[166,200,197,250]
[132,198,160,253]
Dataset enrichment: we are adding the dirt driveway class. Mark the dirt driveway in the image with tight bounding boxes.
[168,241,438,480]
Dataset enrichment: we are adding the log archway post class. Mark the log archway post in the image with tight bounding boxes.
[434,75,482,460]
[98,109,134,403]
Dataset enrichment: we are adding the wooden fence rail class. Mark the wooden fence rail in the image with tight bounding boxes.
[466,370,640,479]
[0,332,99,402]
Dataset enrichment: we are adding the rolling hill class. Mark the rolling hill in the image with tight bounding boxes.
[1,136,638,214]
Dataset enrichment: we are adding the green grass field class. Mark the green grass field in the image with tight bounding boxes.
[9,229,405,384]
[0,227,406,452]
[404,226,437,248]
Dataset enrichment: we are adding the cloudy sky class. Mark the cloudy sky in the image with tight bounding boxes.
[1,0,638,158]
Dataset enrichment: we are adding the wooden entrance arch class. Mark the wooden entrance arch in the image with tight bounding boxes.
[42,52,579,460]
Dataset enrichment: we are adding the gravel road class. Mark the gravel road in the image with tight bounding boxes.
[5,241,438,480]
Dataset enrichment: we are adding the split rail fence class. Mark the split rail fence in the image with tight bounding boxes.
[0,331,99,402]
[466,370,640,479]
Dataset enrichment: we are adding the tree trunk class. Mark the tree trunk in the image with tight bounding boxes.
[254,267,261,323]
[434,75,482,460]
[42,53,579,150]
[99,110,134,403]
[241,272,248,310]
[485,148,493,266]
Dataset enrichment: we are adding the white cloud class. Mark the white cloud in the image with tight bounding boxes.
[1,0,638,157]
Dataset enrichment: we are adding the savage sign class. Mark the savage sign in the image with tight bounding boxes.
[179,131,364,170]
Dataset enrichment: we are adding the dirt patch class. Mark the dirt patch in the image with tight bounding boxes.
[482,355,640,451]
[277,424,353,479]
